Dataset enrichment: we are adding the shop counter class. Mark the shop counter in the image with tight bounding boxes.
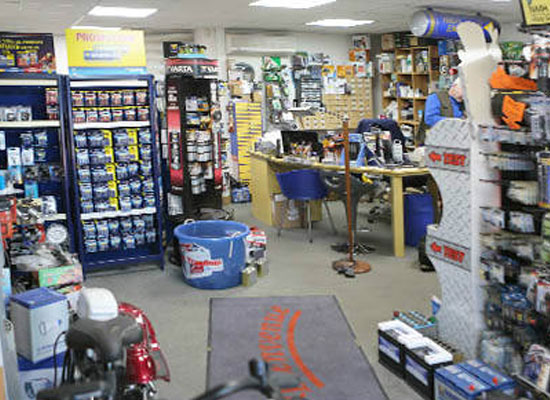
[249,151,433,258]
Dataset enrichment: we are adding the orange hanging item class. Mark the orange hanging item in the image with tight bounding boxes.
[502,95,527,130]
[490,67,538,91]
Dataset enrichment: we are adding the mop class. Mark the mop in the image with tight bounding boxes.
[332,117,372,277]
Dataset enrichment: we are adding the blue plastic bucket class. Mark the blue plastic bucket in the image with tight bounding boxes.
[404,193,434,247]
[174,220,250,289]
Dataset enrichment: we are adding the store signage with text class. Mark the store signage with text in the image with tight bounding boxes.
[426,147,469,172]
[0,32,55,74]
[427,235,470,270]
[520,0,550,27]
[165,58,219,79]
[65,29,147,75]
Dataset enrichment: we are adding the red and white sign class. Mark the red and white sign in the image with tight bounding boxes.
[181,243,224,279]
[426,147,469,173]
[426,235,469,270]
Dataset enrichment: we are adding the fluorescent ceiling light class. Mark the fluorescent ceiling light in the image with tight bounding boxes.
[250,0,335,9]
[71,26,122,31]
[307,19,374,27]
[88,6,157,18]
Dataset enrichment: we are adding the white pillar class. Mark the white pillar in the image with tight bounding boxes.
[193,27,227,80]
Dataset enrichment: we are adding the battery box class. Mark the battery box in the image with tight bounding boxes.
[435,364,492,400]
[378,319,422,377]
[404,337,454,399]
[458,360,515,396]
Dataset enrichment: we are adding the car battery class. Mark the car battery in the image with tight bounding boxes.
[404,337,454,399]
[435,365,491,400]
[378,319,422,377]
[459,360,515,396]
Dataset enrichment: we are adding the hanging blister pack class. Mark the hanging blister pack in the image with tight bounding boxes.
[482,208,506,229]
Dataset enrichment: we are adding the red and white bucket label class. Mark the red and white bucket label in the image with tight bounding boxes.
[181,243,224,279]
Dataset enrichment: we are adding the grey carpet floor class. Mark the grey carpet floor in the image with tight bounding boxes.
[86,203,440,400]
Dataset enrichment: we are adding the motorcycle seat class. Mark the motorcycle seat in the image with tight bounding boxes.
[66,315,143,362]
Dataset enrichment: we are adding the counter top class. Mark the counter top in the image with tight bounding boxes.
[249,151,430,177]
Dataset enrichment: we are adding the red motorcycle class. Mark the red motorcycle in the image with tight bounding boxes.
[119,303,171,399]
[47,300,170,400]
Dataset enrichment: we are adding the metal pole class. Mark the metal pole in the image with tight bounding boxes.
[343,116,354,262]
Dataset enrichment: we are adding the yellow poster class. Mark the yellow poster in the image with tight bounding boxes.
[520,0,550,26]
[65,29,146,73]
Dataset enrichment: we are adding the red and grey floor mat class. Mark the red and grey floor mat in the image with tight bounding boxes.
[208,295,388,400]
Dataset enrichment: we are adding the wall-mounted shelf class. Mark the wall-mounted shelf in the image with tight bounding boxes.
[0,120,60,128]
[0,79,57,87]
[382,44,439,141]
[71,79,148,88]
[398,120,420,125]
[80,207,157,221]
[0,73,75,255]
[73,121,150,130]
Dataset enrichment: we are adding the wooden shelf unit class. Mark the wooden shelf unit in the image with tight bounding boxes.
[379,45,439,132]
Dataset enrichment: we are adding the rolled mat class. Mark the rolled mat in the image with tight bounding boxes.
[208,295,388,400]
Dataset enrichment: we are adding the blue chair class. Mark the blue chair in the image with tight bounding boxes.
[276,169,336,243]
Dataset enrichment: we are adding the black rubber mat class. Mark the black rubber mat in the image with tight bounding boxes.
[208,295,388,400]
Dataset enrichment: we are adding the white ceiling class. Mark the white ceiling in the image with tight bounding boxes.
[0,0,521,34]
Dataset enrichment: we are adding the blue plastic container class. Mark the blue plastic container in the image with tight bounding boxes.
[404,193,435,247]
[276,169,327,201]
[175,221,250,290]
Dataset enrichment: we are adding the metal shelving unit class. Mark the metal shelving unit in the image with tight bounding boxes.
[0,73,75,252]
[64,75,164,272]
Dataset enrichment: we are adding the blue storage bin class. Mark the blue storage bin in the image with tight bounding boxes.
[175,221,250,290]
[404,193,435,247]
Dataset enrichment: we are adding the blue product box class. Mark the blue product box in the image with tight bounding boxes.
[435,365,491,400]
[18,352,65,399]
[459,360,515,395]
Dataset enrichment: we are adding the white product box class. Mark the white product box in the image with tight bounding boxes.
[18,352,65,399]
[11,288,69,363]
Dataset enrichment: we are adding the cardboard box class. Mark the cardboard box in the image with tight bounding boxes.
[382,33,395,51]
[252,90,263,103]
[18,352,65,399]
[271,194,304,229]
[34,264,83,288]
[11,288,69,363]
[229,81,244,97]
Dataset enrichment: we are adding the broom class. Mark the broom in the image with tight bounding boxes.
[332,116,372,277]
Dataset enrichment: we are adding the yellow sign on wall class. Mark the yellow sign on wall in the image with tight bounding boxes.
[65,29,146,74]
[520,0,550,26]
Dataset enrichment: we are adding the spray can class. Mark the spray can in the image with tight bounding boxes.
[392,139,403,164]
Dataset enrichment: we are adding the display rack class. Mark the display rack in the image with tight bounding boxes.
[0,73,74,252]
[64,75,164,272]
[165,65,223,217]
[230,101,263,185]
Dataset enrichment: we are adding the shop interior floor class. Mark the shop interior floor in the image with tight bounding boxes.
[87,202,440,400]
